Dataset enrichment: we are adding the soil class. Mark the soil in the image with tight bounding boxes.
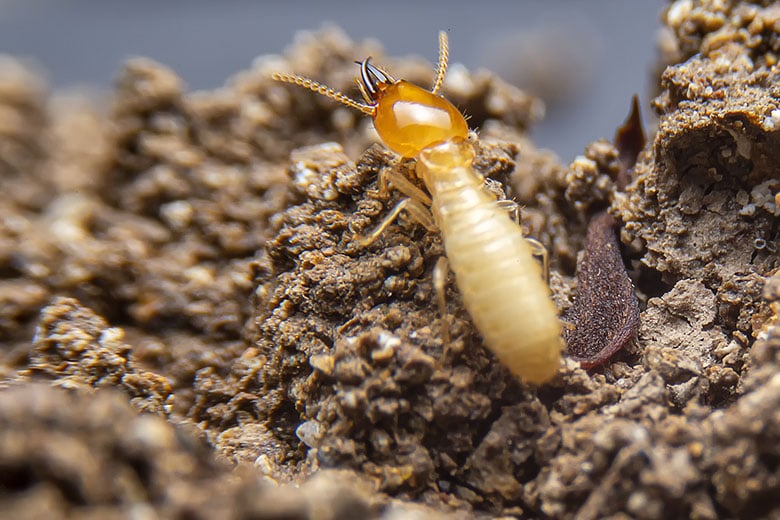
[2,2,780,518]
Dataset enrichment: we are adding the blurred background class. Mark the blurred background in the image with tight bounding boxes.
[0,0,664,161]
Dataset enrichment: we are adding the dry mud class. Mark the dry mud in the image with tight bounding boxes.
[1,2,780,518]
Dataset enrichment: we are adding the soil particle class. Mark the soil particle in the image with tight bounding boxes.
[0,384,237,519]
[15,296,173,414]
[0,383,408,519]
[0,56,51,208]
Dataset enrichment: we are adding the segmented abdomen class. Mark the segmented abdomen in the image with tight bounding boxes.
[418,140,562,383]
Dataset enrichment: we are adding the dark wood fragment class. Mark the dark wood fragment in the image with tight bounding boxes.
[564,211,640,368]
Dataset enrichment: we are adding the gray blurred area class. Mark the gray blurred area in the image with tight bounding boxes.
[0,0,664,160]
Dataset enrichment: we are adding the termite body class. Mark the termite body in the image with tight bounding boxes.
[273,32,562,383]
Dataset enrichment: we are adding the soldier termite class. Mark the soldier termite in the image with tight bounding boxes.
[273,32,563,384]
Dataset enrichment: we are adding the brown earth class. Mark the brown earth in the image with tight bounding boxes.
[1,2,779,518]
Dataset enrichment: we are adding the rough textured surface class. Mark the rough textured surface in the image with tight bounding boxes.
[1,6,780,518]
[564,211,640,368]
[0,383,405,520]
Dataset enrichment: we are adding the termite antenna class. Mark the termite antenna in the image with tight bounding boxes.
[431,31,449,95]
[272,72,376,116]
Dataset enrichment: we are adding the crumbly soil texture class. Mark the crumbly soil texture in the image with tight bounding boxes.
[2,2,780,519]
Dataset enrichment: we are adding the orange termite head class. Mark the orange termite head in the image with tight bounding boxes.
[272,31,469,158]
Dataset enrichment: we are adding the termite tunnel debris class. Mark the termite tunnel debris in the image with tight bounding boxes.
[1,2,780,518]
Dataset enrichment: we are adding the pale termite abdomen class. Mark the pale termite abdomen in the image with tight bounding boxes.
[418,140,563,384]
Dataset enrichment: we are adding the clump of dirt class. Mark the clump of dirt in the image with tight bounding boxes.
[0,383,404,519]
[1,5,780,519]
[18,296,172,414]
[616,4,780,403]
[661,0,780,67]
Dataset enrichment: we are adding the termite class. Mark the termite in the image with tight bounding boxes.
[273,32,563,383]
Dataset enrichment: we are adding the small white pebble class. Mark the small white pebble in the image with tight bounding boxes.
[99,327,125,346]
[184,265,215,286]
[762,108,780,130]
[667,0,693,28]
[160,200,194,229]
[738,203,756,217]
[295,420,322,448]
[443,63,474,97]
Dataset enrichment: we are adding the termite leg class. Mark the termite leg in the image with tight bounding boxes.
[374,165,432,206]
[525,237,550,284]
[336,315,360,334]
[357,164,435,246]
[433,256,451,365]
[494,199,550,283]
[495,199,520,225]
[355,197,436,246]
[368,164,394,198]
